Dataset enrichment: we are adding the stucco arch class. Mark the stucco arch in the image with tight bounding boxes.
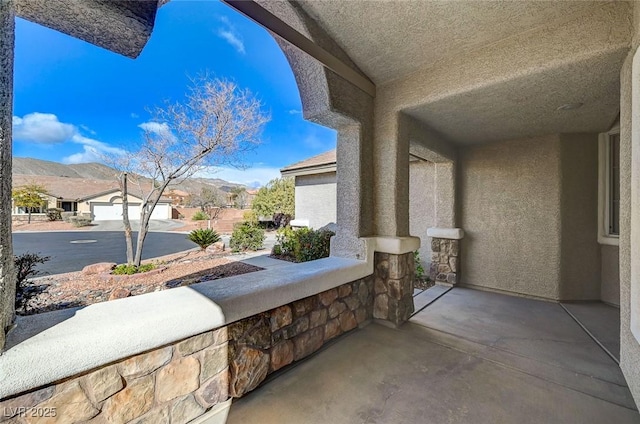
[255,0,376,259]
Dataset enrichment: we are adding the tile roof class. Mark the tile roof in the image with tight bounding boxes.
[12,175,170,202]
[280,149,336,172]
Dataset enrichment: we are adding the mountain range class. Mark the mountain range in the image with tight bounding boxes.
[12,157,248,196]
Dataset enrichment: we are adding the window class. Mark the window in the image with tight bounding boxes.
[598,128,620,244]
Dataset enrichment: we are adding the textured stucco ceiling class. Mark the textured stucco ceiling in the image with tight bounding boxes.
[297,0,621,85]
[296,0,632,145]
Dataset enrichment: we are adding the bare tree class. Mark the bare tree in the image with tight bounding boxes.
[119,76,269,266]
[186,186,225,222]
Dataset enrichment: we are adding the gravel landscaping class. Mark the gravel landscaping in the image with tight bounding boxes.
[16,250,263,316]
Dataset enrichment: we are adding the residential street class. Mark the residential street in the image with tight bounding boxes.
[13,232,196,275]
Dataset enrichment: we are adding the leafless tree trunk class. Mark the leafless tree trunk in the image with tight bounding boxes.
[119,172,134,265]
[111,76,269,267]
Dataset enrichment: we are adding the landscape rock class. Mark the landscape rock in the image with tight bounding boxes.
[82,262,116,275]
[206,241,225,254]
[108,287,130,300]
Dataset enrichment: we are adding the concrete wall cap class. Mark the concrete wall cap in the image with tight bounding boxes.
[372,236,421,254]
[426,228,465,239]
[0,256,372,400]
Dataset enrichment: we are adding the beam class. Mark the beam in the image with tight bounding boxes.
[222,0,376,97]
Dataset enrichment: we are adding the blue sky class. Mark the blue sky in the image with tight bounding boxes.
[12,0,336,187]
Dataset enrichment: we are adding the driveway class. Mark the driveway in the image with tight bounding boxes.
[88,220,183,232]
[12,232,196,275]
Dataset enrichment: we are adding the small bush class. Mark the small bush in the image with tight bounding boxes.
[112,263,156,275]
[70,216,92,227]
[230,221,265,252]
[188,228,221,251]
[273,227,334,262]
[61,211,76,222]
[14,252,50,311]
[243,210,258,224]
[192,210,210,221]
[414,250,425,280]
[45,208,64,221]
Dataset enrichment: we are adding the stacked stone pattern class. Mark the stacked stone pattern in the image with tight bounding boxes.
[429,238,459,285]
[373,252,415,326]
[0,277,374,423]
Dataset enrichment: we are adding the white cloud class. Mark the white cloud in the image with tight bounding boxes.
[63,134,126,164]
[138,121,176,141]
[79,124,97,135]
[216,16,245,54]
[196,166,282,187]
[13,112,125,164]
[130,112,139,119]
[12,113,76,144]
[289,109,301,115]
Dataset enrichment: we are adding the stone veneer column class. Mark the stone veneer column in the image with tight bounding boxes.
[427,228,464,285]
[373,252,415,326]
[0,1,15,351]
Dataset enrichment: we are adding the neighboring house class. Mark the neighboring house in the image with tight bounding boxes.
[11,175,172,221]
[281,150,337,229]
[165,189,190,206]
[281,150,436,267]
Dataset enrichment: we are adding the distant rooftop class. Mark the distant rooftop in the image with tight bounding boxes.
[280,150,336,176]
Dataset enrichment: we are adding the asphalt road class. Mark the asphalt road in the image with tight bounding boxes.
[13,232,196,275]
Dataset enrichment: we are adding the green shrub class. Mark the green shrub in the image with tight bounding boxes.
[230,221,265,252]
[14,252,50,311]
[112,263,156,275]
[45,208,64,221]
[61,211,76,222]
[192,210,210,221]
[70,216,92,227]
[273,227,334,262]
[414,250,425,280]
[188,228,221,251]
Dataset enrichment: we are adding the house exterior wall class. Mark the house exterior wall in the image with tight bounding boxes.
[601,244,620,306]
[559,133,601,300]
[459,135,563,299]
[619,16,640,402]
[294,172,337,229]
[409,160,436,268]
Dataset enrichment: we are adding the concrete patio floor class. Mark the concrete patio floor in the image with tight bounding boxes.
[227,287,639,424]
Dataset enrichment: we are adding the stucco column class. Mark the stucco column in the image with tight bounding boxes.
[0,0,15,351]
[373,114,410,237]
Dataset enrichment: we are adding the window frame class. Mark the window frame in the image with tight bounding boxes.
[598,126,621,245]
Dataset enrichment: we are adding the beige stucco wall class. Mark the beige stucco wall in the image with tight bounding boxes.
[459,133,601,301]
[409,159,436,268]
[620,12,640,403]
[459,135,563,299]
[601,244,620,306]
[559,133,601,300]
[295,172,337,230]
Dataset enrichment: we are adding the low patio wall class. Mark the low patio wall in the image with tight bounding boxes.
[0,277,375,423]
[0,236,417,423]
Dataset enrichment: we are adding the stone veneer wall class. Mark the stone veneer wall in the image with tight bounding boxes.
[429,238,459,285]
[0,276,374,424]
[373,252,415,326]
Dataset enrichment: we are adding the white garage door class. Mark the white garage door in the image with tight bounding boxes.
[92,203,141,221]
